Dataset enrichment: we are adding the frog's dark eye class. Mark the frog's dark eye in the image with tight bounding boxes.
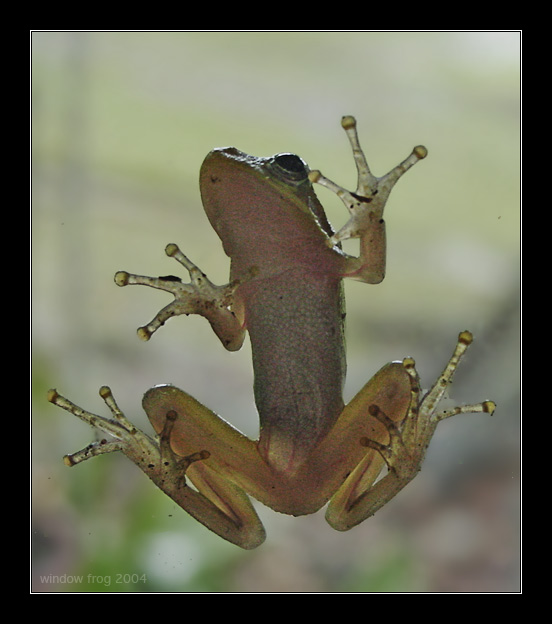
[270,153,308,183]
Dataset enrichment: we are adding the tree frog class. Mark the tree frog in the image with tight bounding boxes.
[48,116,495,550]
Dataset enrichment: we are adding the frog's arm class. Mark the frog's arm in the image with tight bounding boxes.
[309,115,427,284]
[114,243,246,350]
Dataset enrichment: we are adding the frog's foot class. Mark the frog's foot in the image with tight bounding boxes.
[309,115,427,248]
[360,331,496,487]
[114,244,244,349]
[47,386,209,481]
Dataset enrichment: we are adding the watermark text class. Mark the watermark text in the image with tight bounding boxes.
[39,573,147,587]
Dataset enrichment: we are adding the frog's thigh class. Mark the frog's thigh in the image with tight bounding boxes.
[320,363,412,531]
[143,384,274,489]
[143,384,273,547]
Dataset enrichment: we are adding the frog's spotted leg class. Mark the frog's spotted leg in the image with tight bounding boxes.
[325,330,496,530]
[46,386,266,549]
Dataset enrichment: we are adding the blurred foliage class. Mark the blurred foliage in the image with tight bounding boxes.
[32,31,520,593]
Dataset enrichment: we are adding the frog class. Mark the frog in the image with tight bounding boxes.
[48,116,495,549]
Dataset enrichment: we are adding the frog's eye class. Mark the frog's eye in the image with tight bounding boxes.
[270,153,308,183]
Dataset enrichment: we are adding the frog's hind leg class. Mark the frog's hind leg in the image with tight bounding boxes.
[326,331,495,531]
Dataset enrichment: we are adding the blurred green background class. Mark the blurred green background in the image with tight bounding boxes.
[31,31,520,593]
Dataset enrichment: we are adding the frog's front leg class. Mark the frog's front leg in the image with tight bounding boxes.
[114,243,245,350]
[309,116,427,283]
[325,331,496,531]
[46,386,266,549]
